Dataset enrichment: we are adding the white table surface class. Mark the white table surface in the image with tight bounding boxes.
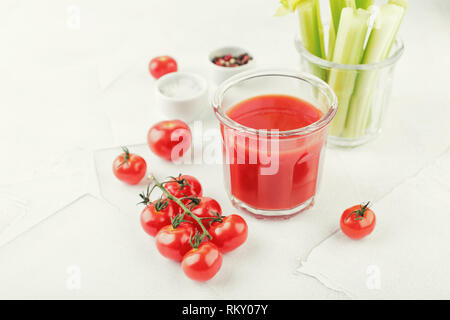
[0,0,449,299]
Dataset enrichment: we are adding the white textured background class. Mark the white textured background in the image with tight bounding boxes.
[0,0,449,299]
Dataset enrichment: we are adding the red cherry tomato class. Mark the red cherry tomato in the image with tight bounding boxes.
[182,242,222,282]
[140,199,177,237]
[188,197,222,230]
[149,56,177,79]
[147,120,191,162]
[165,175,202,199]
[340,202,376,240]
[112,147,147,185]
[208,214,248,253]
[155,222,195,262]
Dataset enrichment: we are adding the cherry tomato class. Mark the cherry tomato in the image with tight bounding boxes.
[188,197,222,230]
[165,175,202,199]
[112,147,147,185]
[155,222,195,262]
[208,214,248,253]
[140,199,177,237]
[340,202,376,240]
[182,242,222,282]
[147,120,191,162]
[149,56,177,79]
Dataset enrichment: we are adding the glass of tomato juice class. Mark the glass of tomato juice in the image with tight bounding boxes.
[212,70,337,218]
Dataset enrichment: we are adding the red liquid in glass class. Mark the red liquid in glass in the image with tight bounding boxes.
[224,94,326,211]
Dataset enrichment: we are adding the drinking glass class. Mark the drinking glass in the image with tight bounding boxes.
[212,70,337,218]
[295,37,404,147]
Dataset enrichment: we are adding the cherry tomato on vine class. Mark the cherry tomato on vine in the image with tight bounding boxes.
[155,222,195,262]
[140,199,177,237]
[182,242,222,282]
[147,120,191,162]
[149,56,177,79]
[188,197,222,230]
[165,175,202,199]
[340,202,376,240]
[208,214,248,253]
[112,147,147,185]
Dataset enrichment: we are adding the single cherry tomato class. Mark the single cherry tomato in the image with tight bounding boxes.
[148,56,177,79]
[188,197,222,230]
[140,199,177,237]
[208,214,248,253]
[112,147,147,185]
[147,120,191,162]
[164,175,202,199]
[164,175,203,214]
[182,242,222,282]
[340,202,376,240]
[155,222,195,262]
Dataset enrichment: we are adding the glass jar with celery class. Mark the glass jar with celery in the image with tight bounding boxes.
[277,0,407,147]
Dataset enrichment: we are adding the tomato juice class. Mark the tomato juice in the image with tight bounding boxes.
[222,94,327,212]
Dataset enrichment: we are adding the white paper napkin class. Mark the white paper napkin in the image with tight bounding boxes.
[0,149,98,248]
[0,195,28,235]
[298,148,450,299]
[0,154,344,299]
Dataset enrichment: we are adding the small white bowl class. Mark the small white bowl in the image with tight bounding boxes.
[155,72,208,123]
[208,46,255,85]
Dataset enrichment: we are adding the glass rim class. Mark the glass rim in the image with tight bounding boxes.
[294,35,404,71]
[212,69,338,137]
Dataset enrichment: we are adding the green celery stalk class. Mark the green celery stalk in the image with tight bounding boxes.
[327,0,357,64]
[329,0,356,33]
[275,0,327,79]
[327,22,336,61]
[342,3,406,138]
[328,8,370,136]
[314,0,326,59]
[386,0,408,51]
[297,0,327,79]
[297,0,325,58]
[355,0,374,10]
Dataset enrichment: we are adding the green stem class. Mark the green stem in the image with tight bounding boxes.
[150,174,211,239]
[120,146,130,165]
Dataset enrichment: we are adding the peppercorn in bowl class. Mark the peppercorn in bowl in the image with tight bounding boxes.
[208,46,255,85]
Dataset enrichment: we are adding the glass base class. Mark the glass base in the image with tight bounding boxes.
[327,131,380,148]
[229,195,314,220]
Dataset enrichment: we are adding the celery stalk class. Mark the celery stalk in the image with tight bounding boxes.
[297,0,327,79]
[297,0,325,58]
[327,22,336,61]
[276,0,326,79]
[314,0,326,59]
[355,0,374,10]
[328,8,370,136]
[329,0,356,33]
[327,0,357,64]
[276,0,327,79]
[342,3,406,138]
[386,0,408,51]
